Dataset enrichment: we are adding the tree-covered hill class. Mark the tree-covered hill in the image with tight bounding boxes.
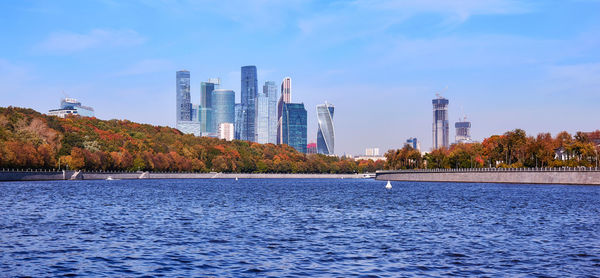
[0,107,384,173]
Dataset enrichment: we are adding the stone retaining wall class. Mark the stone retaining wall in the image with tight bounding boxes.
[376,170,600,185]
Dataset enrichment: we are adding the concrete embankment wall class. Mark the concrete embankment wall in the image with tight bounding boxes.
[0,171,67,181]
[0,171,363,181]
[376,170,600,185]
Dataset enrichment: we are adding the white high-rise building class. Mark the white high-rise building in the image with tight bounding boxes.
[366,148,380,156]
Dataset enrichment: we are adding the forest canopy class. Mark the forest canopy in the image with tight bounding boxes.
[0,107,383,173]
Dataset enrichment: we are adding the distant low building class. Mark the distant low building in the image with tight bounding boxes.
[307,142,317,154]
[48,97,95,118]
[405,138,421,151]
[218,122,234,141]
[365,148,380,156]
[354,155,386,162]
[357,147,385,161]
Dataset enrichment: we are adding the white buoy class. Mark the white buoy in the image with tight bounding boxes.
[235,177,239,181]
[385,180,392,189]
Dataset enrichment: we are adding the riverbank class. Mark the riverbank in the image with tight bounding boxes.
[0,170,366,181]
[376,168,600,185]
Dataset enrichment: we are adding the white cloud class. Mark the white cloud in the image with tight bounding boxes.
[37,29,145,53]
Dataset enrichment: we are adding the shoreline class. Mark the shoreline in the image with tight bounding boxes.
[0,170,368,182]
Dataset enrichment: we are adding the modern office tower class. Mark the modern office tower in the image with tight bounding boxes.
[307,143,317,154]
[405,138,421,151]
[241,65,258,142]
[234,103,242,140]
[255,91,270,144]
[280,103,307,153]
[176,70,191,122]
[277,77,292,144]
[316,102,335,155]
[455,118,472,144]
[218,123,234,141]
[48,97,95,118]
[263,81,279,144]
[211,89,235,134]
[200,78,219,134]
[432,95,450,149]
[201,78,220,108]
[365,148,380,156]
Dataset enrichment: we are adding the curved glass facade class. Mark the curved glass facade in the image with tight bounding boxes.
[316,102,335,155]
[211,89,235,132]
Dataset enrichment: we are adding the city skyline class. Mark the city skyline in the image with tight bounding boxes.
[1,1,599,154]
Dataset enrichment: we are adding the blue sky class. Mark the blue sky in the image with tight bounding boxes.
[1,0,599,155]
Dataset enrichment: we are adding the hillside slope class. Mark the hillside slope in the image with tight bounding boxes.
[0,107,383,173]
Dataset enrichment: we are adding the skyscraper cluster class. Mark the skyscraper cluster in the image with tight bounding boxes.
[176,70,233,139]
[175,66,332,154]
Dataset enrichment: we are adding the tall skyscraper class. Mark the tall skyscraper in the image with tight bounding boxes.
[280,102,307,153]
[255,91,270,144]
[455,118,472,144]
[234,103,242,140]
[176,70,191,122]
[200,78,220,134]
[211,89,235,133]
[432,95,449,149]
[263,81,279,144]
[277,77,292,144]
[316,102,335,155]
[241,65,258,142]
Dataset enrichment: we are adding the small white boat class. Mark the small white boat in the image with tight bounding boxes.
[106,176,114,181]
[235,177,239,181]
[385,181,392,189]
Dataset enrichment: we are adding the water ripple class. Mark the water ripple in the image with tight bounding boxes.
[0,179,599,276]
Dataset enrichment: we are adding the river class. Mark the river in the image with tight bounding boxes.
[1,179,598,276]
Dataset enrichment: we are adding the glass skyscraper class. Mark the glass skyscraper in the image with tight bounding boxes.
[432,96,450,149]
[255,91,269,144]
[281,103,307,153]
[277,77,292,144]
[211,89,235,133]
[176,70,191,122]
[241,65,257,142]
[200,79,219,133]
[316,102,335,155]
[264,81,279,144]
[234,103,242,140]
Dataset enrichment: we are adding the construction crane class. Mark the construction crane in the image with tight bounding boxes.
[435,86,448,98]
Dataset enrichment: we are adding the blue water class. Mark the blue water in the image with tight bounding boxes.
[0,179,599,277]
